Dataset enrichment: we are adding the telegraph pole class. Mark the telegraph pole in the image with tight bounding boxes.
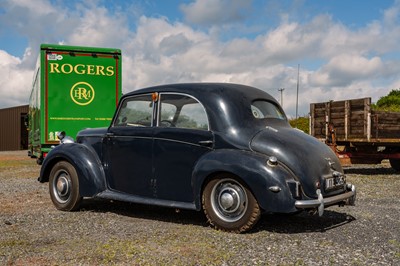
[278,88,285,107]
[296,64,300,121]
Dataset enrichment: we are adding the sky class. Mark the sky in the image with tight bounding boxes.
[1,0,400,117]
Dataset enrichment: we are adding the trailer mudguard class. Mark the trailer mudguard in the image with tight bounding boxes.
[191,149,297,213]
[39,143,106,197]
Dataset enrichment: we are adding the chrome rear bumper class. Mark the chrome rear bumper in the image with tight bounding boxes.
[295,184,356,216]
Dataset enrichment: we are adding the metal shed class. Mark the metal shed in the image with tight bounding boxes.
[0,105,29,151]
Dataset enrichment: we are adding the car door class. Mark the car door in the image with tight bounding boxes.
[105,94,155,197]
[153,93,213,203]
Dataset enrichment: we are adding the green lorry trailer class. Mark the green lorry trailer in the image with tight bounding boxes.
[27,44,122,164]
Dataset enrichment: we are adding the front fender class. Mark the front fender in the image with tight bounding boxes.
[192,149,297,213]
[39,143,106,197]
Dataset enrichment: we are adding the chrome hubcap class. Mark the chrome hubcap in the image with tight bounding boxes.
[56,176,70,197]
[211,179,248,222]
[52,171,71,203]
[219,188,240,213]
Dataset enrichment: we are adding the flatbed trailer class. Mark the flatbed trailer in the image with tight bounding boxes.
[310,97,400,171]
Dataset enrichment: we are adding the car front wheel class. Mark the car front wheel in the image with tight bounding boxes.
[49,161,82,211]
[202,175,261,233]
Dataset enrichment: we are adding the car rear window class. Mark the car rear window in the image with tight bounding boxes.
[251,100,286,120]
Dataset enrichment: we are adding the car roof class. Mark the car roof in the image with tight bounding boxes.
[123,83,277,103]
[120,83,283,141]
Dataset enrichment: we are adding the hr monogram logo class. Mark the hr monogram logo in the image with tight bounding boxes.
[70,82,95,105]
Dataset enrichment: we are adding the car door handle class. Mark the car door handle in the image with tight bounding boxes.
[198,140,213,147]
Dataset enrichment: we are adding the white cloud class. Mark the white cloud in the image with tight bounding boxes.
[180,0,252,25]
[0,49,33,107]
[122,16,215,89]
[383,0,400,26]
[159,33,193,56]
[68,4,132,48]
[6,0,55,15]
[310,55,384,87]
[1,0,400,118]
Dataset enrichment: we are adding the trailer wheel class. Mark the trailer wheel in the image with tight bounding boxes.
[202,175,261,233]
[49,161,82,211]
[389,159,400,172]
[36,157,43,165]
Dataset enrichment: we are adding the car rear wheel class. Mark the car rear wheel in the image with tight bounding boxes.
[49,161,82,211]
[202,175,261,233]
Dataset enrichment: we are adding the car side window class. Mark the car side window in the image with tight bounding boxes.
[159,94,209,130]
[159,102,177,127]
[114,95,154,127]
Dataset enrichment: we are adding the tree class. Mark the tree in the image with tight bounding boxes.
[289,116,309,134]
[372,89,400,112]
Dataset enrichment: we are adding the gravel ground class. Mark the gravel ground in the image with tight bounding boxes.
[0,150,399,265]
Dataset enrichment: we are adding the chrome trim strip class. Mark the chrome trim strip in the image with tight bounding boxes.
[97,190,197,210]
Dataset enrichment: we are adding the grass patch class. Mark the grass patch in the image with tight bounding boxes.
[92,233,233,265]
[389,239,400,258]
[0,239,31,256]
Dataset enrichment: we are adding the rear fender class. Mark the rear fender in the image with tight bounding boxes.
[192,149,297,213]
[39,143,106,197]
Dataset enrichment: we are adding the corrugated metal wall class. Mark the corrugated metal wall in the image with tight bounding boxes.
[0,105,29,151]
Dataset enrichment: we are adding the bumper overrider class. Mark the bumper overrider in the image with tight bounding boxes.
[295,184,356,216]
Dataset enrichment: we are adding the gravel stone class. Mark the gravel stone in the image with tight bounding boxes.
[0,150,399,265]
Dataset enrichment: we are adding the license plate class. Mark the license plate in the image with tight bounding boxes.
[325,173,346,190]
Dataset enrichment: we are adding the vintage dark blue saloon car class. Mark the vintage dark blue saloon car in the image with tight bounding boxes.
[39,83,356,233]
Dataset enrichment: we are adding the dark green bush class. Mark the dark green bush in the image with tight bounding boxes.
[289,116,309,134]
[372,89,400,112]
